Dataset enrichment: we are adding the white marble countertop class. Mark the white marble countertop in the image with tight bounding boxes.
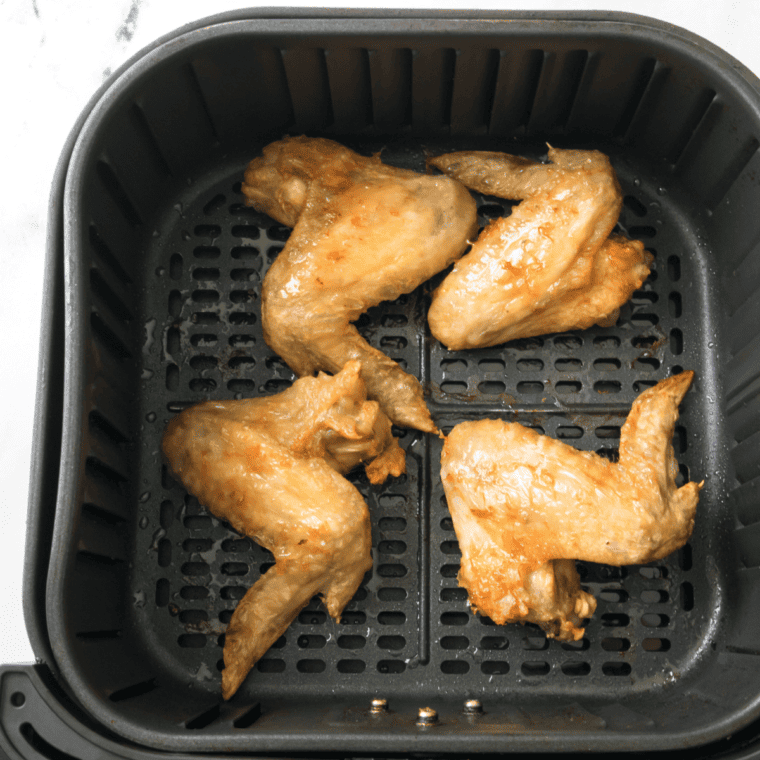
[1,0,757,670]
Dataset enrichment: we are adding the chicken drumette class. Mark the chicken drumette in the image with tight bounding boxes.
[427,147,653,350]
[242,136,478,433]
[162,361,405,699]
[440,372,700,640]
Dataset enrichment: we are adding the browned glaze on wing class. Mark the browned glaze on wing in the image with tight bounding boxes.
[427,147,652,350]
[162,361,405,699]
[440,372,700,640]
[243,136,478,432]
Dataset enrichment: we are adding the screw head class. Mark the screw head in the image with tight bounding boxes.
[464,699,483,714]
[370,698,388,714]
[417,706,438,725]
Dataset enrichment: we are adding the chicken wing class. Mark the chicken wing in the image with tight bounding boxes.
[440,372,700,640]
[162,361,405,699]
[242,136,478,433]
[427,148,653,350]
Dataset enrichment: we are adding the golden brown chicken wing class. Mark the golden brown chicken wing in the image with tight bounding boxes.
[427,147,653,350]
[242,136,478,433]
[440,372,700,640]
[162,361,405,699]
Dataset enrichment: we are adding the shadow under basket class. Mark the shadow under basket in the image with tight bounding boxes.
[24,8,760,756]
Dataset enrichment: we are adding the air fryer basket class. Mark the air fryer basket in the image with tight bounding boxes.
[35,9,760,755]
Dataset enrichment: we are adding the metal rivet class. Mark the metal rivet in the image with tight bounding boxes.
[417,706,438,725]
[370,698,388,714]
[464,699,483,714]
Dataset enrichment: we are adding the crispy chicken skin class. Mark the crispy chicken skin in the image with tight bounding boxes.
[242,136,478,433]
[162,361,405,699]
[440,372,700,640]
[427,148,653,350]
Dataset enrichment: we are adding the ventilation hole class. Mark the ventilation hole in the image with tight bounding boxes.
[481,661,509,675]
[230,247,261,262]
[440,540,460,555]
[668,292,683,318]
[221,562,248,576]
[441,612,469,626]
[632,290,658,305]
[230,290,256,304]
[223,357,255,375]
[679,543,693,570]
[516,381,543,394]
[189,378,216,392]
[378,540,406,555]
[375,591,407,608]
[364,636,402,656]
[225,379,254,394]
[267,245,283,260]
[266,224,290,242]
[517,358,544,372]
[89,225,132,285]
[297,635,326,649]
[595,380,621,394]
[294,659,325,674]
[192,290,220,305]
[264,378,292,393]
[178,634,206,648]
[594,336,621,349]
[379,517,407,532]
[233,703,262,728]
[191,268,220,282]
[507,337,543,352]
[180,586,209,602]
[191,333,217,347]
[602,662,632,676]
[555,358,582,372]
[634,357,661,372]
[169,253,183,280]
[595,426,621,440]
[298,610,327,625]
[665,255,682,282]
[680,582,695,611]
[598,588,629,603]
[522,661,550,676]
[601,613,630,628]
[230,269,258,283]
[556,381,582,394]
[90,313,132,360]
[631,313,659,327]
[90,269,132,322]
[335,659,364,674]
[157,539,172,568]
[440,588,468,603]
[194,224,221,240]
[638,589,668,604]
[184,515,212,531]
[441,381,468,394]
[155,578,170,606]
[332,635,364,650]
[186,704,220,730]
[522,636,549,651]
[193,311,220,327]
[561,661,591,676]
[189,356,218,371]
[109,678,158,702]
[380,336,408,351]
[179,609,209,626]
[641,613,670,628]
[257,659,285,673]
[554,335,583,350]
[643,638,672,652]
[378,611,406,626]
[627,225,657,239]
[231,225,260,240]
[557,425,583,439]
[221,538,252,553]
[441,660,470,674]
[441,564,460,578]
[561,638,590,651]
[218,610,233,624]
[666,329,683,357]
[439,518,453,532]
[633,380,658,393]
[375,659,404,674]
[193,246,220,260]
[221,586,247,601]
[440,636,469,651]
[594,358,622,372]
[479,636,508,651]
[477,381,505,395]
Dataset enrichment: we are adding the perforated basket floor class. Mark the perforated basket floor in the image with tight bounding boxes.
[127,139,707,707]
[37,10,760,756]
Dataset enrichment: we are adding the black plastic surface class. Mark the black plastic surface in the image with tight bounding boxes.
[24,8,760,756]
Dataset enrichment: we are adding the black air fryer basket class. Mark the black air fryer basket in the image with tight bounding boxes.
[11,9,760,759]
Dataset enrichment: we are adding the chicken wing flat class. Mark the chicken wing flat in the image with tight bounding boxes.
[242,136,478,433]
[427,148,653,350]
[440,372,700,640]
[162,361,405,699]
